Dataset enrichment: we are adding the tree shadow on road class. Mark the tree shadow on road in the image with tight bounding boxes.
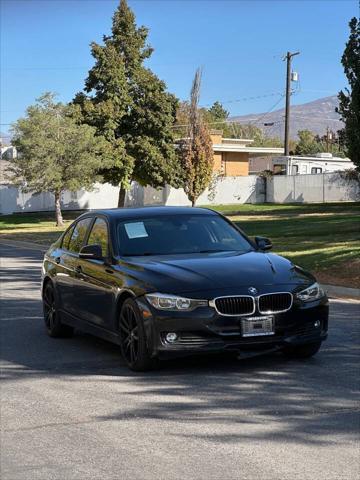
[1,243,359,449]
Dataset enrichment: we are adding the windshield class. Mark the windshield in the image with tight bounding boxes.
[117,214,253,256]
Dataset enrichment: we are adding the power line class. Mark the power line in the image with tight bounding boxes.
[248,95,285,125]
[201,91,283,108]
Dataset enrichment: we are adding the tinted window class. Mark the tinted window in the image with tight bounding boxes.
[62,225,75,250]
[68,218,92,253]
[87,218,109,257]
[117,215,253,256]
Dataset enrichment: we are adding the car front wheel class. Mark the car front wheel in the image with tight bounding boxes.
[118,298,158,372]
[282,341,322,359]
[43,282,74,338]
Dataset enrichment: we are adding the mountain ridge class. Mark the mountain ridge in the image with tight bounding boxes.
[229,95,343,139]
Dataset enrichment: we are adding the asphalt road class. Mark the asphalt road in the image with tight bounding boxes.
[1,243,359,480]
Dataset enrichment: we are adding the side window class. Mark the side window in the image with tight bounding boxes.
[68,218,92,253]
[311,167,322,174]
[87,218,109,257]
[62,225,75,250]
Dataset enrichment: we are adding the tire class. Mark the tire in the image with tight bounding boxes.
[282,341,322,359]
[43,282,74,338]
[118,298,158,372]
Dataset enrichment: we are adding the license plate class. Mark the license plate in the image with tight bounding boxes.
[241,316,274,337]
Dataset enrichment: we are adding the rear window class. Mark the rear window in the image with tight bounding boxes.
[117,214,253,256]
[62,225,75,250]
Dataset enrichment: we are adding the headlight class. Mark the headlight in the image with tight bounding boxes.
[145,293,208,311]
[296,282,325,302]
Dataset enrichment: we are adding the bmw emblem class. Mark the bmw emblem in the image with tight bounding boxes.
[248,287,258,295]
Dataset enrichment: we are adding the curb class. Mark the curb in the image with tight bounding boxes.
[0,239,48,253]
[322,284,360,301]
[1,239,359,300]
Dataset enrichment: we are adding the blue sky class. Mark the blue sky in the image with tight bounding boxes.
[0,0,357,135]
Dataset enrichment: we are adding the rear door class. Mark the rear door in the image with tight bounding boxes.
[53,222,75,308]
[58,216,93,316]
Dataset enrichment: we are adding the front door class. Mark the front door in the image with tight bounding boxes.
[73,217,116,329]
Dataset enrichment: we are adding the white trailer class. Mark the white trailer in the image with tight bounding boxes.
[272,153,354,175]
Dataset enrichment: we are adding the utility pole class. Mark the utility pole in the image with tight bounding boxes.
[325,126,333,152]
[284,51,300,156]
[326,126,329,152]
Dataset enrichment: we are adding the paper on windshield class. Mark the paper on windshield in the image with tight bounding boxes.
[124,222,149,239]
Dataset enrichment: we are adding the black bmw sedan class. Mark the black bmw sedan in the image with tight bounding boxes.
[41,206,329,371]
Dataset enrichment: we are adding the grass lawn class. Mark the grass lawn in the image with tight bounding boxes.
[1,203,359,288]
[0,211,81,246]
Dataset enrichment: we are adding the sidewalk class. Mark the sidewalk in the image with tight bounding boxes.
[1,238,359,300]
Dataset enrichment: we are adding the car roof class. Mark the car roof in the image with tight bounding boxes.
[78,206,219,221]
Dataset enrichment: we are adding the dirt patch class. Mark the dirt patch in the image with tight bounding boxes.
[315,259,360,289]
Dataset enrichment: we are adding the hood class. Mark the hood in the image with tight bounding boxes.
[118,251,315,296]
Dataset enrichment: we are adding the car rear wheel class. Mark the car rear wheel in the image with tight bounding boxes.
[43,282,74,338]
[282,341,322,359]
[119,298,158,372]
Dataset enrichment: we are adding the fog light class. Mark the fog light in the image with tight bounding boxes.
[166,332,178,343]
[314,320,321,328]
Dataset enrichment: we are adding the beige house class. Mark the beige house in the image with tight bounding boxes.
[210,131,283,176]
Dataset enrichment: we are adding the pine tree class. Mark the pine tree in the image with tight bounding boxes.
[178,69,214,206]
[208,101,229,121]
[337,17,360,170]
[74,0,179,206]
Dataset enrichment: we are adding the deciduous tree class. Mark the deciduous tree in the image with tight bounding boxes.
[295,129,320,156]
[9,93,108,226]
[178,69,214,206]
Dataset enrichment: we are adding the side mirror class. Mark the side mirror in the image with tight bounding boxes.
[255,236,272,251]
[79,244,103,260]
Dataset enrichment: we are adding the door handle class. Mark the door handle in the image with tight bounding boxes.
[55,257,61,264]
[75,265,82,275]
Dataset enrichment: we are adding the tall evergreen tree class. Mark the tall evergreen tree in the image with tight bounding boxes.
[337,17,360,170]
[208,101,229,121]
[74,0,179,206]
[178,69,214,206]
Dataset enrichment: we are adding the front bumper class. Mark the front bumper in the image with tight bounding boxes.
[136,296,329,358]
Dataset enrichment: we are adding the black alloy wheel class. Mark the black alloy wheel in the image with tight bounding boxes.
[119,298,157,371]
[43,282,73,337]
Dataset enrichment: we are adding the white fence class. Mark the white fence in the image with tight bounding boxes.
[266,173,360,203]
[0,176,264,215]
[0,173,358,215]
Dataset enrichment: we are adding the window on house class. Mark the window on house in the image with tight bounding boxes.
[311,167,322,174]
[273,164,286,174]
